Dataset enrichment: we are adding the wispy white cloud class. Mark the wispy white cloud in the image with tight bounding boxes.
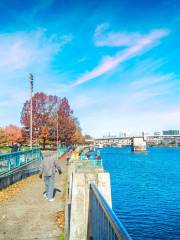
[130,73,176,89]
[69,93,97,109]
[0,29,73,73]
[130,85,171,102]
[72,28,169,87]
[129,58,167,75]
[94,23,142,47]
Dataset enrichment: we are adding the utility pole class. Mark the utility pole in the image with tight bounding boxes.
[29,73,33,149]
[56,102,59,160]
[57,111,59,149]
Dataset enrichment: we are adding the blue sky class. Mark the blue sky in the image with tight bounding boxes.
[0,0,180,137]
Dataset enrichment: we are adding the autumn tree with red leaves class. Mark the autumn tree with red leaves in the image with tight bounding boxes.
[20,92,83,148]
[57,97,77,145]
[21,92,59,148]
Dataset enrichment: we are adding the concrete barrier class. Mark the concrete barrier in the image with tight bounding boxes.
[65,160,112,240]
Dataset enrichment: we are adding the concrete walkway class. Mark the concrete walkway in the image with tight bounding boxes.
[0,154,67,240]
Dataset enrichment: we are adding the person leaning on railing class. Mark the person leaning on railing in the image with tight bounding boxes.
[94,150,101,160]
[39,154,62,202]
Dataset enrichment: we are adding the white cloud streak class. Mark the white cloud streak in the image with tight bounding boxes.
[72,29,169,87]
[130,73,175,89]
[0,29,73,73]
[94,23,142,47]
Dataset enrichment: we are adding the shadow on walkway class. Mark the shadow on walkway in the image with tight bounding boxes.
[43,188,61,198]
[53,188,61,198]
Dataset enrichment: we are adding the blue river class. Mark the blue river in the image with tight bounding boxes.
[100,147,180,240]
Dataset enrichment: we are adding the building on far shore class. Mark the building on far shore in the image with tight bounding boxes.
[154,131,161,136]
[162,130,179,135]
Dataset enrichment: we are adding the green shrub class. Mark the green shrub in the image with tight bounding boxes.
[58,233,64,240]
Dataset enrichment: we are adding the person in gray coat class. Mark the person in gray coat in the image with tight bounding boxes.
[39,154,62,202]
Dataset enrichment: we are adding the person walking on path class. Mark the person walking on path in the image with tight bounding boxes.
[39,153,62,202]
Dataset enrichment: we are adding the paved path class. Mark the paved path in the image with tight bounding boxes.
[0,154,67,240]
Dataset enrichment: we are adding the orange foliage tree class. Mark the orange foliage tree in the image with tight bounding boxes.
[4,125,23,144]
[0,128,6,144]
[71,128,85,144]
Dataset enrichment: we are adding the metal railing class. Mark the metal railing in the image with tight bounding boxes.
[57,146,68,158]
[88,183,132,240]
[0,148,42,175]
[74,159,103,172]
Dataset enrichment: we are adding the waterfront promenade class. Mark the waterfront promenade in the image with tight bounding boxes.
[0,148,133,240]
[0,153,67,240]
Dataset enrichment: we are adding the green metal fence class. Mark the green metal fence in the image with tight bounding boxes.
[57,146,68,159]
[0,148,42,174]
[74,159,103,172]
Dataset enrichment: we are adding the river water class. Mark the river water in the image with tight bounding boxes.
[100,147,180,240]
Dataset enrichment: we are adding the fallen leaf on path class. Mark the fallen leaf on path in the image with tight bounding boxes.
[55,211,65,230]
[0,175,38,203]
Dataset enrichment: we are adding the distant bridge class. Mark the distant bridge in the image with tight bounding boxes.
[93,135,180,148]
[94,137,132,147]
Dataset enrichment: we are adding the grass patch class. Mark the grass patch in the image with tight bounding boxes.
[0,146,11,153]
[58,234,64,240]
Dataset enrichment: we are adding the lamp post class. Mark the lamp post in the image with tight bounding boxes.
[57,116,59,150]
[34,127,39,146]
[29,73,33,149]
[56,101,59,150]
[56,101,60,160]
